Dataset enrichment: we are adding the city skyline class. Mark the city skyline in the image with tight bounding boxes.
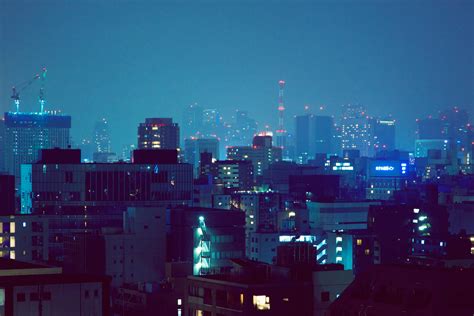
[1,0,472,152]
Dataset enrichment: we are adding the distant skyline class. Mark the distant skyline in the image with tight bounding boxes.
[1,0,473,152]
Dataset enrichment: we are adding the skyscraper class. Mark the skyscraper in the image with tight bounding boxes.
[295,114,311,160]
[275,80,289,159]
[417,118,443,139]
[93,118,111,153]
[295,114,334,162]
[3,111,71,183]
[439,107,471,154]
[415,117,446,158]
[373,118,396,152]
[313,115,334,155]
[340,105,373,157]
[184,137,220,175]
[182,103,203,139]
[227,110,258,146]
[137,118,180,150]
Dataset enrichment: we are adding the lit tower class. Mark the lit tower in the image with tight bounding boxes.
[277,80,286,134]
[275,80,289,157]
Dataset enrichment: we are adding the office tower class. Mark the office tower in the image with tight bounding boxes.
[93,118,111,153]
[417,117,443,139]
[184,138,219,173]
[440,107,472,155]
[415,117,447,158]
[340,104,373,157]
[295,114,334,162]
[295,114,311,160]
[215,160,254,190]
[3,111,71,183]
[202,109,222,137]
[228,110,258,146]
[373,118,396,152]
[182,103,204,138]
[313,115,334,155]
[227,134,282,178]
[137,118,180,150]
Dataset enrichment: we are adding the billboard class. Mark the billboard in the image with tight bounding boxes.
[369,160,408,177]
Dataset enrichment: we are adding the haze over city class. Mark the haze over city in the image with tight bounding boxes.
[1,0,472,151]
[0,1,474,315]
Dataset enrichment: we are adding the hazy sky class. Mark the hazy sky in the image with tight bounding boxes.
[1,0,473,151]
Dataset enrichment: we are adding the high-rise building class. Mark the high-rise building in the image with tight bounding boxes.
[295,114,311,160]
[182,103,203,139]
[417,117,443,139]
[227,110,258,146]
[215,160,254,190]
[227,134,282,178]
[373,118,396,152]
[184,137,220,174]
[202,109,222,137]
[275,80,290,159]
[137,118,180,150]
[295,114,334,162]
[439,107,472,155]
[313,115,334,155]
[3,111,71,183]
[340,105,373,157]
[415,117,448,158]
[93,118,112,153]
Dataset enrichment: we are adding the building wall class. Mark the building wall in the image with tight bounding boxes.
[11,282,103,316]
[312,269,354,316]
[0,216,48,263]
[20,163,193,214]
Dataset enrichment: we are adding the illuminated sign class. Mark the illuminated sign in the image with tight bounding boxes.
[375,166,395,171]
[370,160,408,177]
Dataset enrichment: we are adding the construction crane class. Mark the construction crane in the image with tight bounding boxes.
[10,67,47,113]
[38,67,47,113]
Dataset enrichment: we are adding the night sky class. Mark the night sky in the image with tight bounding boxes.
[1,0,473,152]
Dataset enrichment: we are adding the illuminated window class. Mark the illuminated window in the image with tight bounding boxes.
[253,295,270,310]
[10,223,15,234]
[336,236,343,243]
[365,249,370,255]
[10,237,15,248]
[356,239,362,246]
[240,293,244,305]
[177,299,182,306]
[9,251,15,260]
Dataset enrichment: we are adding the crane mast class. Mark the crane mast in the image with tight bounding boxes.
[10,67,47,113]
